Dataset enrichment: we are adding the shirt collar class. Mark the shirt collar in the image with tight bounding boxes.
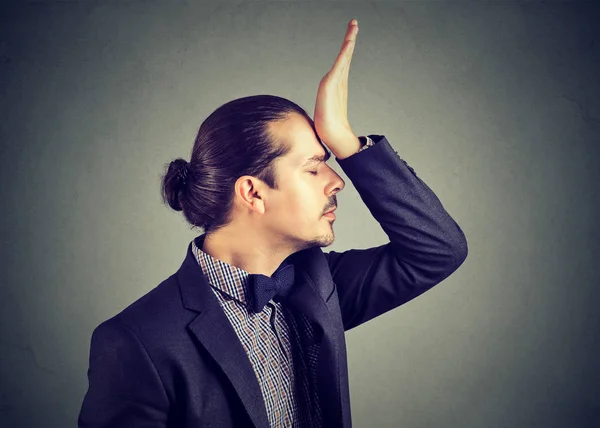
[191,237,253,308]
[190,235,294,309]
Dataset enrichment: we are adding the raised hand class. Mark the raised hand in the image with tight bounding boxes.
[313,19,360,160]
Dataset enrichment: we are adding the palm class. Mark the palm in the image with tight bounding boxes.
[314,20,358,145]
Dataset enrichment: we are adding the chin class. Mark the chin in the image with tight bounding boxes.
[315,227,335,247]
[298,229,334,250]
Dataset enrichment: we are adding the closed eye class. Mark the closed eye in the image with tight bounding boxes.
[309,170,318,175]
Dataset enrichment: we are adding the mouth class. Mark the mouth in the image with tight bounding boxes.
[323,207,337,219]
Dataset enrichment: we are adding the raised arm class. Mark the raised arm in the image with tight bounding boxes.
[326,135,468,331]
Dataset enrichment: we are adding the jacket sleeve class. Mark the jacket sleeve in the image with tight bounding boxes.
[324,135,468,331]
[78,318,170,427]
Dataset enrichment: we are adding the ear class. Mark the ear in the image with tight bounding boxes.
[234,176,266,214]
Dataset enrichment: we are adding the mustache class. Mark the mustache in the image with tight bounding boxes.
[324,197,337,214]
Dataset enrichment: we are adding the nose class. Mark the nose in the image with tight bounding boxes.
[328,169,345,196]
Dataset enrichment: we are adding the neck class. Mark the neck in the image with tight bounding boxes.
[200,225,297,277]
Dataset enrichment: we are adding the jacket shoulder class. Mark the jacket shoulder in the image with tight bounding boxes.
[97,273,195,341]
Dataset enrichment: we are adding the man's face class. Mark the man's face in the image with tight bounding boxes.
[264,112,346,250]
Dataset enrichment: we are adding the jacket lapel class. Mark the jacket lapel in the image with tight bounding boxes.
[286,248,344,427]
[176,239,344,428]
[176,241,270,428]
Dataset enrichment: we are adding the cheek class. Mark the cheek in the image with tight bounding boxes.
[288,182,318,215]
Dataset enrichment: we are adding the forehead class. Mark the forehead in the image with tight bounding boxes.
[269,113,329,162]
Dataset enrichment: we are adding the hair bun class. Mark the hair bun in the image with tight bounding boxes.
[177,161,189,186]
[168,158,189,188]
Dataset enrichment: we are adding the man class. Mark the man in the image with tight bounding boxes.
[78,19,468,427]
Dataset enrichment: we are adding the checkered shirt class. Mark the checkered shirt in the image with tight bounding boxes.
[191,239,322,427]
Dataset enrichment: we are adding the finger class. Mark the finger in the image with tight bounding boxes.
[332,22,358,76]
[344,19,358,43]
[340,21,358,59]
[349,20,358,37]
[340,31,358,77]
[344,37,357,69]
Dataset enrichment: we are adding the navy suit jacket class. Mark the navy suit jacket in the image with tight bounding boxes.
[78,135,468,427]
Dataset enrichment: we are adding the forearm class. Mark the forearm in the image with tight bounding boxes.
[337,134,468,277]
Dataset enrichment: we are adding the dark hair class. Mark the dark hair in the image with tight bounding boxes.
[161,94,312,234]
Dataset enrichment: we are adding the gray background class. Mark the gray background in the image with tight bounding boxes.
[1,1,599,427]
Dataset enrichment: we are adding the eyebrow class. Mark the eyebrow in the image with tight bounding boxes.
[301,150,331,167]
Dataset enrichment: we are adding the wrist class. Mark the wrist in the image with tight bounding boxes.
[330,134,361,160]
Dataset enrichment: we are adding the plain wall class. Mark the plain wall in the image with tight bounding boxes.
[1,1,599,427]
